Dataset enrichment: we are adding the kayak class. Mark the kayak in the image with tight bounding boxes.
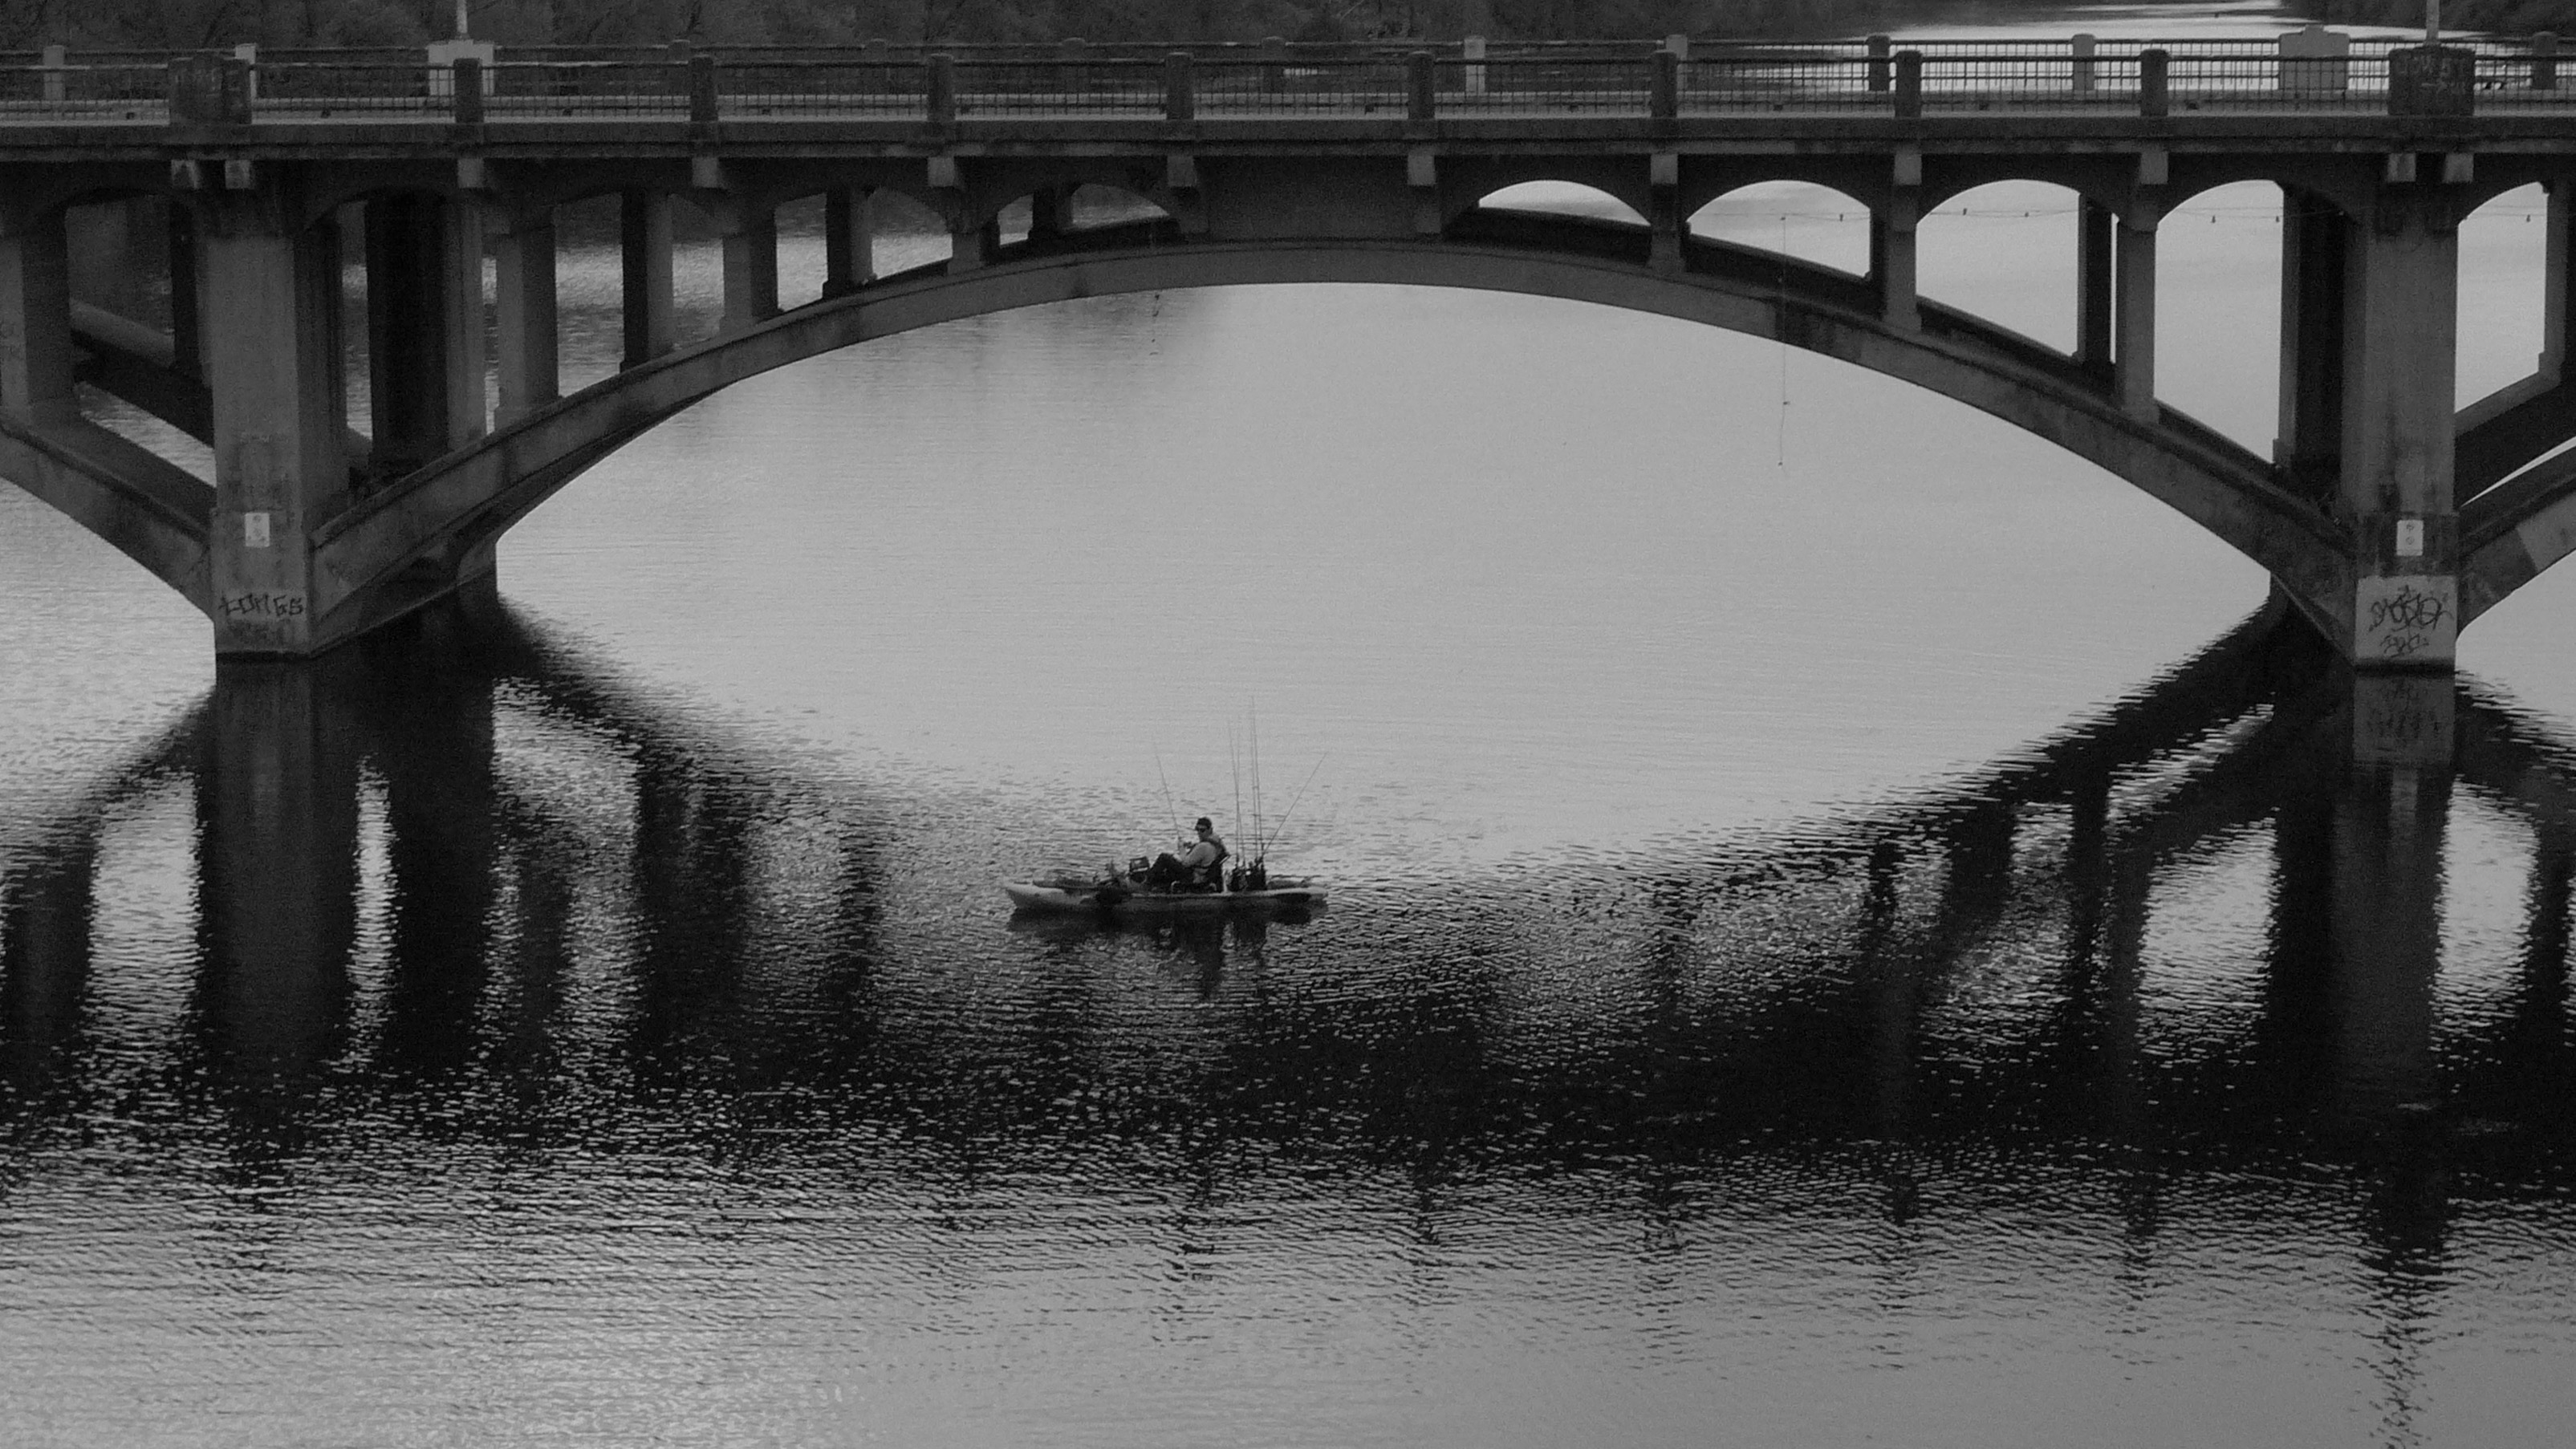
[1001,879,1327,915]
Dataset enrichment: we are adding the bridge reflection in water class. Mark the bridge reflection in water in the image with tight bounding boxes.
[1,600,2571,1432]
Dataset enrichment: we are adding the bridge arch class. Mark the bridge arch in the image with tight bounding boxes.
[311,220,2346,643]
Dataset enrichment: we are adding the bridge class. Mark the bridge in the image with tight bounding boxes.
[5,31,2576,683]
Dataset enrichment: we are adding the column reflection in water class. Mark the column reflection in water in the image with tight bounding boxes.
[4,601,2576,1443]
[195,660,361,1149]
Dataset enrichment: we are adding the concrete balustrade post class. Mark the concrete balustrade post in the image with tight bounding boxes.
[493,216,558,427]
[689,54,718,125]
[1408,51,1435,123]
[39,43,65,105]
[1866,34,1891,93]
[1893,51,1922,118]
[0,209,77,425]
[1166,51,1195,123]
[2537,32,2559,91]
[200,196,346,655]
[1650,49,1679,120]
[2071,33,2096,95]
[928,53,957,126]
[823,186,875,296]
[2115,200,2159,420]
[2139,48,2168,118]
[453,58,483,123]
[619,190,674,367]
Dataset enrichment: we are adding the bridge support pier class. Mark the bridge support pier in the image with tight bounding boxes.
[620,191,675,367]
[2340,184,2460,668]
[200,193,346,655]
[823,187,874,296]
[493,213,557,427]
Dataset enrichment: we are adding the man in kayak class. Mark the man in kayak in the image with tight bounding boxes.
[1147,818,1228,891]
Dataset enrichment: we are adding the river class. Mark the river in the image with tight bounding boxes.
[3,4,2573,1445]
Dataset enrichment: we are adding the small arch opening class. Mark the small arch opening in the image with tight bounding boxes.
[1915,180,2086,354]
[1689,182,1872,277]
[1476,182,1648,228]
[2458,182,2554,412]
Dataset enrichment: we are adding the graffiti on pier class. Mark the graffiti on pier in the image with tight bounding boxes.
[2358,575,2456,664]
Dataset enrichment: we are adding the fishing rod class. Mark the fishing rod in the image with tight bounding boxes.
[1229,723,1245,865]
[1263,754,1327,858]
[1152,746,1180,846]
[1236,704,1257,859]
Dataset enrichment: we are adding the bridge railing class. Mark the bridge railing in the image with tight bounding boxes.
[3,39,2567,126]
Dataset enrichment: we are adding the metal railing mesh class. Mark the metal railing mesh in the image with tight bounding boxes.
[0,38,2566,124]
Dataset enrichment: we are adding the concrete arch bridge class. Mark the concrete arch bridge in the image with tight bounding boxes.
[4,36,2576,681]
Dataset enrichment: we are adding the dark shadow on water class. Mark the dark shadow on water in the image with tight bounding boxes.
[3,591,2574,1412]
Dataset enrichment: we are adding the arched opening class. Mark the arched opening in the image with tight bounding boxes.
[1474,182,1648,227]
[469,257,2274,830]
[2457,182,2554,412]
[59,193,213,481]
[865,189,954,277]
[1914,179,2086,355]
[2149,180,2293,457]
[994,184,1172,248]
[1688,182,1872,278]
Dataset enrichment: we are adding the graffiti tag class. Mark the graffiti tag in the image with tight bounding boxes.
[218,591,307,621]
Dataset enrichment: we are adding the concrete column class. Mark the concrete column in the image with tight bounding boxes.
[1027,186,1067,242]
[168,202,203,378]
[2076,197,2114,371]
[823,186,874,296]
[2275,189,2349,502]
[719,207,779,335]
[1871,190,1920,330]
[364,193,481,475]
[493,217,558,428]
[2340,185,2460,668]
[620,190,674,367]
[201,198,346,656]
[2115,201,2160,421]
[440,201,488,449]
[949,216,990,272]
[2543,180,2572,384]
[0,209,77,425]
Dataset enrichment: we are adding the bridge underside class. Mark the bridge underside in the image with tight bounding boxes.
[9,147,2576,693]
